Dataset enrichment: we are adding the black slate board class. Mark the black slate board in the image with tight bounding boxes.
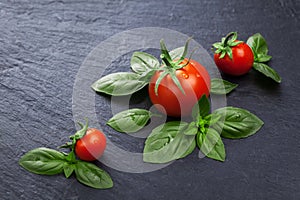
[0,0,299,199]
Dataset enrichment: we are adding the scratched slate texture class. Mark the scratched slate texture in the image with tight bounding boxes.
[0,0,299,199]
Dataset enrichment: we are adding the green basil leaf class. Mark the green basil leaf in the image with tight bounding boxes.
[91,72,147,96]
[253,62,281,83]
[180,138,196,159]
[75,161,113,189]
[143,121,195,163]
[19,148,66,175]
[63,163,76,178]
[169,47,184,60]
[212,107,264,139]
[131,52,159,74]
[204,113,222,126]
[257,54,272,63]
[192,95,210,121]
[210,78,238,95]
[197,128,225,162]
[107,109,152,133]
[246,33,269,56]
[184,122,198,136]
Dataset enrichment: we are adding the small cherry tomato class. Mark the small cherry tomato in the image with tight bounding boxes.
[213,32,254,76]
[75,128,106,161]
[149,58,210,117]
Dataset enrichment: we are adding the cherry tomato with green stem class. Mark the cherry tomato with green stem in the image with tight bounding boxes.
[213,32,254,76]
[75,128,107,161]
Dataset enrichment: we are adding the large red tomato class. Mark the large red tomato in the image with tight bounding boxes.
[75,128,107,161]
[148,59,210,117]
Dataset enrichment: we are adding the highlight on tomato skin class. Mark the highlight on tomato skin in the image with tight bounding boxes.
[75,128,107,161]
[148,58,211,117]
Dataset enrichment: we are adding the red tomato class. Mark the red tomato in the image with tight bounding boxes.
[148,59,210,117]
[75,128,106,161]
[214,41,254,76]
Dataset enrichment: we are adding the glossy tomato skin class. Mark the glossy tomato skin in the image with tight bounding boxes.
[214,41,254,76]
[149,59,210,117]
[75,128,107,161]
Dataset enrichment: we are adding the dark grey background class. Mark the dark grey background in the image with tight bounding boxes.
[0,0,299,199]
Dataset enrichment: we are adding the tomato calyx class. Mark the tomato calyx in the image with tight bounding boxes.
[212,32,243,59]
[59,118,89,161]
[154,38,196,96]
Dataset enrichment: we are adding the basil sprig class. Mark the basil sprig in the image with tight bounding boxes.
[105,95,263,163]
[247,33,281,83]
[19,119,113,189]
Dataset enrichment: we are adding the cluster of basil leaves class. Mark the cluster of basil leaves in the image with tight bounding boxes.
[19,120,113,189]
[246,33,281,83]
[107,95,263,163]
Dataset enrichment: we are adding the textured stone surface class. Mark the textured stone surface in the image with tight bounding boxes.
[0,0,299,199]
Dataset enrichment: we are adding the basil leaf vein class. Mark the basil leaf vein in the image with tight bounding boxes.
[253,62,281,83]
[212,107,264,139]
[19,147,66,175]
[197,128,225,162]
[131,52,159,74]
[107,109,152,133]
[143,121,195,163]
[91,72,147,96]
[246,33,269,56]
[75,161,113,189]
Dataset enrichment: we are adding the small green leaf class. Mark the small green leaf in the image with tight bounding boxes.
[197,129,225,162]
[192,95,210,121]
[131,52,159,74]
[92,72,148,96]
[257,54,272,63]
[246,33,269,56]
[143,121,195,164]
[184,122,198,136]
[210,78,238,95]
[63,163,76,178]
[107,109,152,133]
[212,107,264,139]
[65,151,76,163]
[19,148,66,175]
[75,161,113,189]
[204,113,222,126]
[253,62,281,83]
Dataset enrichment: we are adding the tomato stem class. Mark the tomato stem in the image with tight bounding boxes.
[160,54,173,68]
[223,32,236,47]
